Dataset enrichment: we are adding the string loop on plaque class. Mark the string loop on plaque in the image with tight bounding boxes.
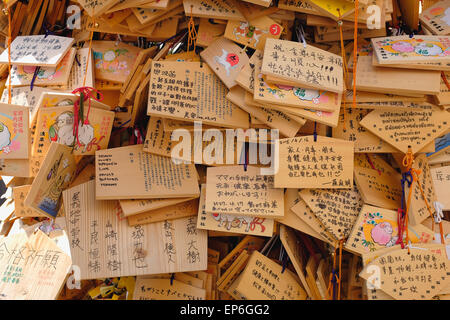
[71,87,104,152]
[313,122,317,142]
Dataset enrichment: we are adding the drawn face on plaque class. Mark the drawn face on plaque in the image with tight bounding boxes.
[0,110,25,155]
[214,49,240,76]
[233,22,270,47]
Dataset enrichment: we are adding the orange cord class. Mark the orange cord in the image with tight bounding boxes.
[6,5,11,104]
[401,146,445,248]
[352,0,359,109]
[327,243,338,299]
[187,5,197,52]
[83,18,95,87]
[402,147,414,253]
[442,72,450,91]
[402,147,414,170]
[327,239,345,300]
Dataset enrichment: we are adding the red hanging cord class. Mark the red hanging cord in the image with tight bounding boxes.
[71,87,104,150]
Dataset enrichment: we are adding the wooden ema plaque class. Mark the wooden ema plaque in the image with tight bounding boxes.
[332,108,398,153]
[371,35,450,65]
[275,135,354,189]
[404,154,437,226]
[431,165,450,210]
[420,0,450,36]
[0,35,74,67]
[371,50,450,72]
[91,41,143,84]
[224,16,283,51]
[279,224,313,298]
[8,48,76,87]
[0,230,72,300]
[261,38,344,93]
[147,61,249,128]
[200,37,249,89]
[355,56,441,96]
[278,0,319,14]
[127,199,199,226]
[63,180,207,280]
[120,197,196,217]
[226,86,303,138]
[197,184,274,237]
[24,142,76,219]
[290,195,336,244]
[359,104,450,154]
[359,246,450,300]
[0,104,29,160]
[77,0,120,17]
[278,189,331,243]
[353,164,402,210]
[235,49,262,93]
[299,187,363,240]
[205,165,284,218]
[13,185,47,218]
[197,18,227,48]
[234,250,307,300]
[134,277,206,300]
[345,204,434,256]
[182,0,245,20]
[253,53,341,112]
[95,144,200,200]
[32,105,114,157]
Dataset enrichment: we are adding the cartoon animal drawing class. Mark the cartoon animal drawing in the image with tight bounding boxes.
[49,111,75,146]
[371,222,398,247]
[77,122,94,153]
[49,111,95,152]
[212,213,254,232]
[0,122,11,153]
[233,22,268,46]
[214,49,240,76]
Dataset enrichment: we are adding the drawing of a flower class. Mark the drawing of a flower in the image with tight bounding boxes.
[118,61,127,70]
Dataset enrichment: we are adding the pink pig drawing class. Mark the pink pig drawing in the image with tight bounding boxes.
[371,222,398,247]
